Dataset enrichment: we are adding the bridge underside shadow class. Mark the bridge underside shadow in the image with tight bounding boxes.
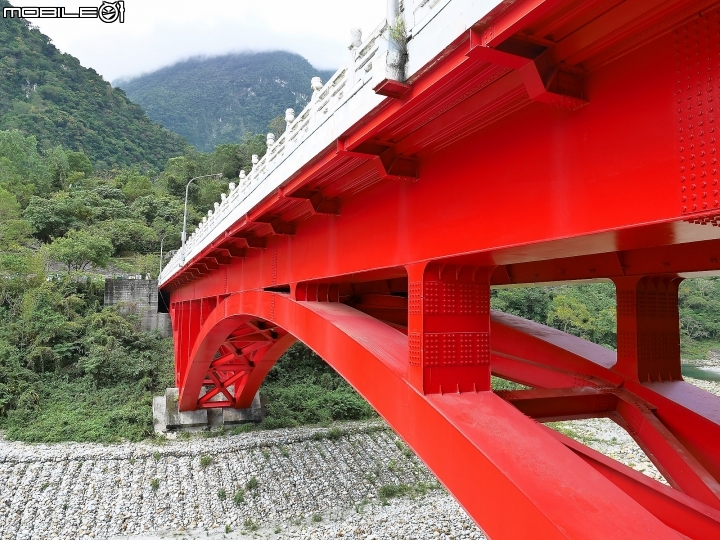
[177,290,720,539]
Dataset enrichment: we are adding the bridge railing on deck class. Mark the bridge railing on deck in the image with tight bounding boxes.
[159,0,493,286]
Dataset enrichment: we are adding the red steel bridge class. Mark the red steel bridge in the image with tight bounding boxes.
[158,0,720,537]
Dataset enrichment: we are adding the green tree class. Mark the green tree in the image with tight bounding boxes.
[547,295,594,338]
[23,193,89,241]
[94,218,157,255]
[0,185,20,220]
[267,115,286,138]
[121,173,153,201]
[47,229,113,271]
[66,151,92,177]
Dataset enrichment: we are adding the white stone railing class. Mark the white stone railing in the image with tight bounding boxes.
[160,0,502,286]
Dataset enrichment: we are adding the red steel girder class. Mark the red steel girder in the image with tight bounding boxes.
[175,290,714,538]
[163,2,720,537]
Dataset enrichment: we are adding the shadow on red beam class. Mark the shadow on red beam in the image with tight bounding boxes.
[496,386,618,422]
[491,352,602,389]
[490,239,720,286]
[543,425,720,539]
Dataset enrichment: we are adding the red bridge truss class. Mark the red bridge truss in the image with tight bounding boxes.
[160,0,720,537]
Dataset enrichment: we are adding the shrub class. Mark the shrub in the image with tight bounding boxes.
[259,343,375,429]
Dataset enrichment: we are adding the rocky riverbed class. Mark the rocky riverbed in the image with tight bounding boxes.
[1,377,718,540]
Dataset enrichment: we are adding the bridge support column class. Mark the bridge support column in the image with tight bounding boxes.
[406,262,492,394]
[171,299,205,388]
[612,276,683,383]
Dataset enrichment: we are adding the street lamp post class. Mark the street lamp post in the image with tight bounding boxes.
[181,173,222,264]
[158,233,168,276]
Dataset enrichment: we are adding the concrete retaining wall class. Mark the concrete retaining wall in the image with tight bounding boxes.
[104,279,172,337]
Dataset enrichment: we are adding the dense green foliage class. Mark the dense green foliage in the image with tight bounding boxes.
[0,128,270,261]
[259,343,376,429]
[492,284,617,349]
[491,280,720,359]
[1,8,719,445]
[0,276,174,443]
[0,0,189,169]
[0,125,275,441]
[118,51,335,151]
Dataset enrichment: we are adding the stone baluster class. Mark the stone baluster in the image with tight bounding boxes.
[310,76,323,103]
[310,77,323,127]
[229,182,236,191]
[349,28,362,87]
[285,108,295,131]
[267,133,275,152]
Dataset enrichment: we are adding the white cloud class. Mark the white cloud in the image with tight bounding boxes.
[9,0,387,81]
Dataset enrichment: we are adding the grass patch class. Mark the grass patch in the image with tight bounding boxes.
[546,421,601,445]
[245,477,258,490]
[491,376,529,391]
[199,455,213,468]
[377,481,441,503]
[229,423,256,435]
[4,377,169,443]
[233,489,245,505]
[150,478,160,491]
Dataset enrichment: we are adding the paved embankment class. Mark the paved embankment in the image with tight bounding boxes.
[1,377,717,540]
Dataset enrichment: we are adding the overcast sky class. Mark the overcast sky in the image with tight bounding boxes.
[8,0,387,83]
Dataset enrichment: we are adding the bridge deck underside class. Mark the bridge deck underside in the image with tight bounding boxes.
[162,1,720,537]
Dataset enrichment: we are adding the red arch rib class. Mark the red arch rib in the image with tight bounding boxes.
[178,290,703,539]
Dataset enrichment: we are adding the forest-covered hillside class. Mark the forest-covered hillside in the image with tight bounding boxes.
[0,5,718,445]
[118,52,335,151]
[0,0,189,169]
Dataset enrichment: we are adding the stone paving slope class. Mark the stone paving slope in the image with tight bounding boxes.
[0,422,438,540]
[1,377,718,540]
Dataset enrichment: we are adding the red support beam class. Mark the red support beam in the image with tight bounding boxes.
[406,263,492,394]
[546,426,720,539]
[613,276,683,383]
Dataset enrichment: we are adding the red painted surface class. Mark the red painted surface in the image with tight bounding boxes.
[161,1,720,537]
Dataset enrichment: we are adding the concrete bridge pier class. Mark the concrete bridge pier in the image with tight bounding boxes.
[152,388,265,433]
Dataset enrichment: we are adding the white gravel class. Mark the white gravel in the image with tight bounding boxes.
[0,377,717,540]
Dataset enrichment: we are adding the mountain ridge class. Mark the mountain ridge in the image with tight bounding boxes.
[0,0,189,170]
[118,51,336,151]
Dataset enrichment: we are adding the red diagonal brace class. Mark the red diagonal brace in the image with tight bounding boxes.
[545,425,720,539]
[616,394,720,510]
